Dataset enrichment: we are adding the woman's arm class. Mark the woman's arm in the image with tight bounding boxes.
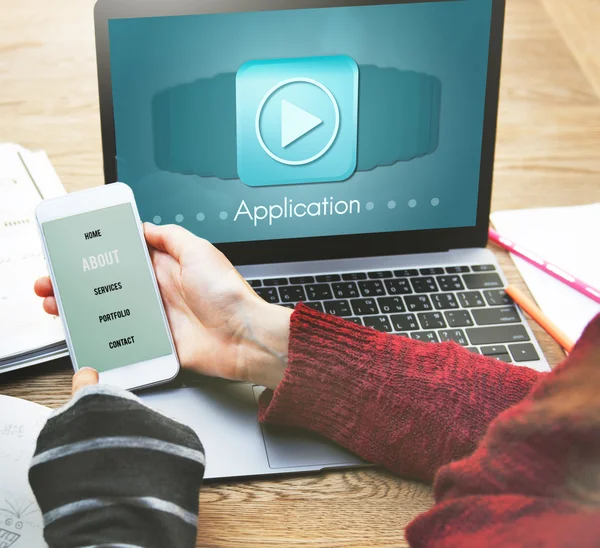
[259,303,542,482]
[406,315,600,546]
[29,384,205,548]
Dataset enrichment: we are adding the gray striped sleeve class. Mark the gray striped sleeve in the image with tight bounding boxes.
[28,385,205,548]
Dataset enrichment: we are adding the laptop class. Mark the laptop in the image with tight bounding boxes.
[94,0,550,479]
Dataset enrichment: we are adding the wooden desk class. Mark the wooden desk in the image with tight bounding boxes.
[1,0,599,545]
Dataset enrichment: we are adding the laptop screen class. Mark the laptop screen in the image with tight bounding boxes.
[108,0,493,245]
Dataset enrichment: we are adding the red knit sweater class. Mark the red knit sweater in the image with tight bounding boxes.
[259,304,600,547]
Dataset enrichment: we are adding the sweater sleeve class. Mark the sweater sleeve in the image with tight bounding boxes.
[258,303,541,482]
[29,384,205,548]
[406,315,600,547]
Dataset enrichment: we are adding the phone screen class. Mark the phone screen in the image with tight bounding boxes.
[42,203,172,373]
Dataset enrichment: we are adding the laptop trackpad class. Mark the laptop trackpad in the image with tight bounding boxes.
[252,386,363,470]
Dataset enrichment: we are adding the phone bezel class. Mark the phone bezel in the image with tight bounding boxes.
[35,182,180,391]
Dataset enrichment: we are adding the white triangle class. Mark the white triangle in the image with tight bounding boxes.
[281,100,323,148]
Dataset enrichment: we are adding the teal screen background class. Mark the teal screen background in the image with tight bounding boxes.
[109,0,493,244]
[42,204,173,373]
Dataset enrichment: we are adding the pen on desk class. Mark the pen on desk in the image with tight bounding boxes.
[489,227,600,305]
[505,285,575,353]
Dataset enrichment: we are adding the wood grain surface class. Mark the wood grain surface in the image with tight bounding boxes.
[1,0,599,546]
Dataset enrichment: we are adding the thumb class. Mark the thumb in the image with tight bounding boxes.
[144,223,197,263]
[72,368,99,396]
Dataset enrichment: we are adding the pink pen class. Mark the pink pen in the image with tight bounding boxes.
[489,227,600,305]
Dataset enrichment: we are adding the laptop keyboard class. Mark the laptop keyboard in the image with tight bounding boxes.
[248,264,541,365]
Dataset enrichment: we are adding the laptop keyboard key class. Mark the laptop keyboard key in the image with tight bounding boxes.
[279,286,307,303]
[395,269,419,277]
[411,331,440,343]
[418,312,446,330]
[359,281,386,297]
[420,268,444,276]
[509,343,540,362]
[342,272,367,281]
[289,276,315,284]
[405,295,433,312]
[446,266,470,274]
[490,354,512,363]
[439,329,469,346]
[332,282,359,299]
[466,347,481,354]
[263,278,289,287]
[248,279,262,288]
[411,277,439,293]
[444,310,474,328]
[324,300,352,317]
[432,294,459,310]
[457,291,486,308]
[255,287,279,304]
[472,306,520,326]
[346,317,363,326]
[385,278,412,295]
[472,264,496,272]
[390,314,419,332]
[484,290,513,306]
[351,298,379,316]
[481,345,514,362]
[463,273,503,290]
[281,304,296,309]
[306,284,333,301]
[437,276,465,291]
[480,345,509,356]
[316,274,341,283]
[378,296,405,313]
[368,271,393,279]
[304,301,324,313]
[364,316,393,332]
[466,325,531,345]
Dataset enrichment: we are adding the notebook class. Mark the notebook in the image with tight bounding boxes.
[0,144,68,373]
[0,396,51,548]
[491,203,600,344]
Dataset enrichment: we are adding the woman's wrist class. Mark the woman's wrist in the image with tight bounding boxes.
[237,298,293,390]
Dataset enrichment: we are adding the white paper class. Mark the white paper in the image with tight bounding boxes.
[491,204,600,343]
[0,396,51,548]
[15,148,66,203]
[0,144,66,362]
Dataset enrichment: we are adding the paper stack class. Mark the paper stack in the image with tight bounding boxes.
[0,144,68,374]
[491,204,600,344]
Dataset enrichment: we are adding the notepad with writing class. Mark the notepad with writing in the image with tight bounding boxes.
[0,396,51,548]
[491,203,600,345]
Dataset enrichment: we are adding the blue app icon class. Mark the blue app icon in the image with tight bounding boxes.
[236,56,359,187]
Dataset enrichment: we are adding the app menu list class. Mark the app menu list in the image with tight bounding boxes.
[82,228,136,351]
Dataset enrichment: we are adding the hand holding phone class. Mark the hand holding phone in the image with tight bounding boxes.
[36,183,179,390]
[36,185,292,391]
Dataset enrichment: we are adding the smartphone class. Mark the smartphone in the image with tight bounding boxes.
[36,182,179,390]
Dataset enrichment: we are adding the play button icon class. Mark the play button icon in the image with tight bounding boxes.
[253,77,341,167]
[236,56,359,185]
[281,100,323,148]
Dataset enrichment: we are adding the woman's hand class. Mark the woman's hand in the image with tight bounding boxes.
[71,367,99,394]
[34,224,292,390]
